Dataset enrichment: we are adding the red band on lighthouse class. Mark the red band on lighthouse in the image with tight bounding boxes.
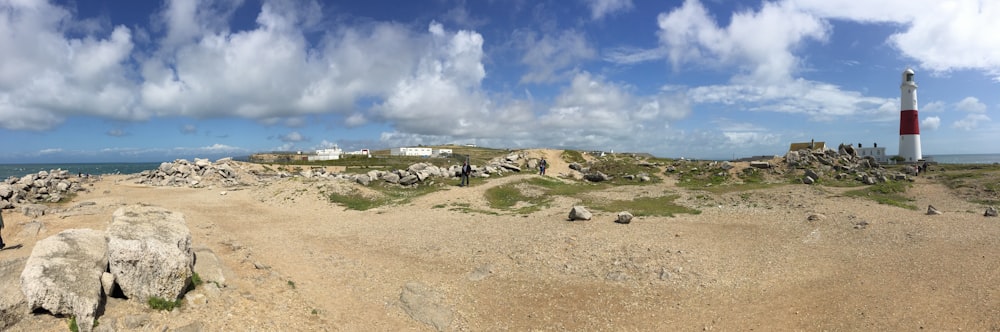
[899,110,919,135]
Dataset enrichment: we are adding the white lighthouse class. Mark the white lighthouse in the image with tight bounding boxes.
[898,68,922,162]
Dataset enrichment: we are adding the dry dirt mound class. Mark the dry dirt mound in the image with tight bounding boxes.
[521,149,587,177]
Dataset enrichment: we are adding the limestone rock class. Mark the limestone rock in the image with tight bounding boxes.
[17,221,45,238]
[804,169,820,181]
[615,211,634,224]
[107,205,194,302]
[20,229,108,332]
[986,206,999,217]
[569,206,593,221]
[0,258,28,330]
[382,173,401,184]
[926,205,942,215]
[400,282,452,332]
[583,172,610,182]
[193,247,227,286]
[21,204,49,218]
[399,175,419,186]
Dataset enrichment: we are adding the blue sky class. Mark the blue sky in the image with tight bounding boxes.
[1,0,998,163]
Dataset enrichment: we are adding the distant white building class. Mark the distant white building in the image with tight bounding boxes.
[391,147,433,157]
[858,146,888,164]
[433,148,453,156]
[345,149,371,157]
[308,146,343,161]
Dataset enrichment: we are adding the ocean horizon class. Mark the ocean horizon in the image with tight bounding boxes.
[2,153,998,180]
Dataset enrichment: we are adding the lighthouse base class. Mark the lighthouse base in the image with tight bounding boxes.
[899,134,922,163]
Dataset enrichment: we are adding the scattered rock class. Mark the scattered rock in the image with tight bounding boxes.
[467,264,494,281]
[802,176,815,185]
[20,229,108,332]
[986,206,998,217]
[101,272,115,298]
[0,258,28,330]
[107,205,194,302]
[854,221,870,229]
[606,271,630,282]
[583,172,610,182]
[193,247,227,286]
[123,314,151,329]
[17,221,45,238]
[615,211,634,224]
[807,214,826,221]
[399,282,453,332]
[926,205,942,215]
[568,206,593,221]
[20,204,49,218]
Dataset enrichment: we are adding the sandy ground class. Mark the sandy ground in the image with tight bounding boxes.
[3,150,1000,331]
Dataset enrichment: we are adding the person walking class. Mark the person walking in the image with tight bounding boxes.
[539,157,548,175]
[460,160,472,187]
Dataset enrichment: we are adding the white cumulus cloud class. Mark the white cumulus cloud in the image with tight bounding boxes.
[0,0,141,130]
[584,0,634,20]
[657,0,829,84]
[952,114,991,131]
[278,131,306,142]
[517,29,596,84]
[922,116,941,131]
[956,97,987,113]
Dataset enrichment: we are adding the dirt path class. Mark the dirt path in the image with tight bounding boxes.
[4,165,1000,331]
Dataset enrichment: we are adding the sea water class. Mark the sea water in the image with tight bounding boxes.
[0,162,161,180]
[930,154,1000,165]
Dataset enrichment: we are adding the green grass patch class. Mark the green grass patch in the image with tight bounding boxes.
[148,296,182,311]
[484,182,553,214]
[328,183,444,211]
[191,272,203,287]
[844,181,916,210]
[561,150,586,164]
[934,164,1000,205]
[287,280,296,289]
[587,156,662,185]
[485,185,529,209]
[526,177,607,196]
[586,195,701,217]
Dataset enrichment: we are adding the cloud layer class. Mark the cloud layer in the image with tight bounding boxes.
[1,0,998,160]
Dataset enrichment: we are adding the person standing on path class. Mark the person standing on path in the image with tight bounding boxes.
[539,157,548,175]
[0,209,5,250]
[460,160,472,187]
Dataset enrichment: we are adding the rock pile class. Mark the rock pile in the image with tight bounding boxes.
[0,169,88,208]
[134,158,249,188]
[785,147,898,185]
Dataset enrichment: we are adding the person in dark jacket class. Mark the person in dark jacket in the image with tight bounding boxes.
[0,209,5,249]
[460,161,472,187]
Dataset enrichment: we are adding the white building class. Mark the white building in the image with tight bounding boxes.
[857,146,888,164]
[391,147,433,157]
[344,149,370,157]
[433,148,453,156]
[308,147,343,161]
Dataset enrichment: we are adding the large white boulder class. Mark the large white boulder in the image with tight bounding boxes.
[20,229,108,332]
[107,205,194,302]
